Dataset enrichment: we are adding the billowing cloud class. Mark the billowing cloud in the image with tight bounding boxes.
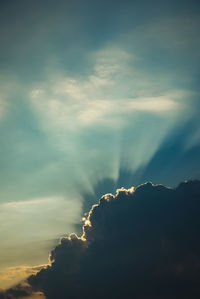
[3,180,200,299]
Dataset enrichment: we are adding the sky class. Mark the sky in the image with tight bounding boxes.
[0,0,200,291]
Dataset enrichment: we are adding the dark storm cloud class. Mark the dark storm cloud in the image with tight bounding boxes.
[3,180,199,299]
[81,123,200,212]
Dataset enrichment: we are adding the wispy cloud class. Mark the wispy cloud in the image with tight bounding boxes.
[30,46,189,131]
[0,265,46,289]
[28,45,195,182]
[0,196,81,244]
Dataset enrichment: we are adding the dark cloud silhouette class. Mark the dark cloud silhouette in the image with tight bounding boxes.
[0,283,32,299]
[81,123,200,213]
[2,180,200,299]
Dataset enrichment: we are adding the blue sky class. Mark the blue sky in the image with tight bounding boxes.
[0,0,200,289]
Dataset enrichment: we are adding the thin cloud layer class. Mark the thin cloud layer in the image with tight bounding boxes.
[2,180,200,299]
[30,47,187,130]
[0,266,45,290]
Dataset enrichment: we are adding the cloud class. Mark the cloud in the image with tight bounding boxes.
[30,46,187,131]
[3,180,200,299]
[0,266,45,290]
[0,281,44,299]
[27,46,193,186]
[0,196,81,244]
[0,196,82,281]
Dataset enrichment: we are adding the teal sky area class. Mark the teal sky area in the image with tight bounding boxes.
[0,0,200,288]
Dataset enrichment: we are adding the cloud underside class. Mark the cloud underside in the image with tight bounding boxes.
[2,180,200,298]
